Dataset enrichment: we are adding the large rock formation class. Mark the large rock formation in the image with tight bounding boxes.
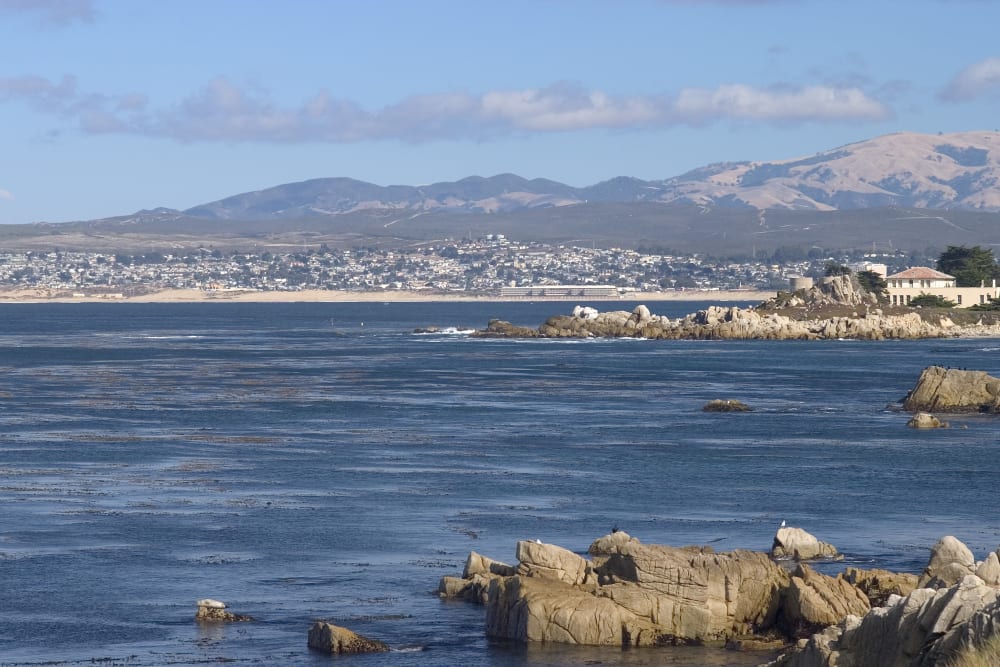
[440,530,896,649]
[903,366,1000,413]
[442,532,1000,664]
[781,564,871,637]
[774,536,1000,667]
[761,274,879,309]
[775,575,1000,667]
[483,536,788,646]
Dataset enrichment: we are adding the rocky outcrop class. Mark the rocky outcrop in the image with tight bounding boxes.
[918,536,977,589]
[761,274,879,309]
[776,575,1000,667]
[307,622,389,654]
[194,598,252,622]
[844,567,919,607]
[444,531,1000,663]
[445,531,804,647]
[531,304,950,340]
[703,399,752,412]
[903,366,1000,413]
[780,564,871,637]
[439,551,517,603]
[475,301,967,343]
[516,539,591,586]
[475,319,540,338]
[444,530,901,649]
[772,527,841,561]
[907,412,948,428]
[775,536,1000,667]
[473,275,1000,341]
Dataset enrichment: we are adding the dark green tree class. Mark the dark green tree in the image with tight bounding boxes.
[824,262,852,277]
[908,294,957,308]
[856,270,888,301]
[936,245,1000,287]
[969,297,1000,311]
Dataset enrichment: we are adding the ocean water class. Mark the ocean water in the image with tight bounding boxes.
[1,301,999,667]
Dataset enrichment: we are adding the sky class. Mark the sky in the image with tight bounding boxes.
[2,0,1000,224]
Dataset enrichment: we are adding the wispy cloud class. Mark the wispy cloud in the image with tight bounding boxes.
[0,189,13,201]
[672,84,888,122]
[0,0,96,25]
[940,57,1000,101]
[0,75,891,144]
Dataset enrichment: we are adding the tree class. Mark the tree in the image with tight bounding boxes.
[856,270,888,301]
[936,245,1000,287]
[824,262,852,277]
[908,294,956,308]
[969,298,1000,311]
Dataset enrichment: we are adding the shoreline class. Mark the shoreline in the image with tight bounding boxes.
[0,288,774,304]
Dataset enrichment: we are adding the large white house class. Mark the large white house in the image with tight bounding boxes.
[885,267,1000,307]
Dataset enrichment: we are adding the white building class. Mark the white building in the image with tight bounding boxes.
[885,267,1000,307]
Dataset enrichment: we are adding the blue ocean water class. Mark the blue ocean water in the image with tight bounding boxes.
[1,301,998,667]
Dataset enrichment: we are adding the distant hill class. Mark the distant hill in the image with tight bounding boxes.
[8,130,1000,255]
[657,131,1000,211]
[177,131,1000,218]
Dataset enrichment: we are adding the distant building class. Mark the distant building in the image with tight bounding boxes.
[788,276,814,291]
[852,262,887,277]
[499,284,619,298]
[885,267,999,307]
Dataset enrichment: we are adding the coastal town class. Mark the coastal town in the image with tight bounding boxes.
[0,234,921,298]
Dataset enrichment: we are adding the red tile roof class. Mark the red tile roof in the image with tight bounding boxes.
[886,267,955,280]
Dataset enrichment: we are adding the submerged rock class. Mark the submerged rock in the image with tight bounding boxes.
[702,399,752,412]
[907,411,948,428]
[194,598,253,622]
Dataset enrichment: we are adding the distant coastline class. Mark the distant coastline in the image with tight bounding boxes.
[0,287,774,304]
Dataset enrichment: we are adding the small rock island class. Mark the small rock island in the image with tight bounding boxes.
[473,275,1000,340]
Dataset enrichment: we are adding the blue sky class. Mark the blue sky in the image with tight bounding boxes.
[2,0,1000,224]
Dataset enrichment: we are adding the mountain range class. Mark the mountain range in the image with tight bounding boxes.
[176,130,1000,219]
[8,131,1000,255]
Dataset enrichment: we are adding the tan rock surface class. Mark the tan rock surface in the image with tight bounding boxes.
[772,527,841,561]
[780,564,871,637]
[918,535,977,589]
[516,540,591,586]
[307,622,389,654]
[903,366,1000,413]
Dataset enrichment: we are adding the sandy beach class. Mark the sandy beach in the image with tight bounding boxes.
[0,287,775,304]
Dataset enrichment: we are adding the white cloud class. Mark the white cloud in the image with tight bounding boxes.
[941,57,1000,101]
[481,84,663,131]
[0,0,96,25]
[0,189,13,201]
[673,84,890,122]
[0,75,891,143]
